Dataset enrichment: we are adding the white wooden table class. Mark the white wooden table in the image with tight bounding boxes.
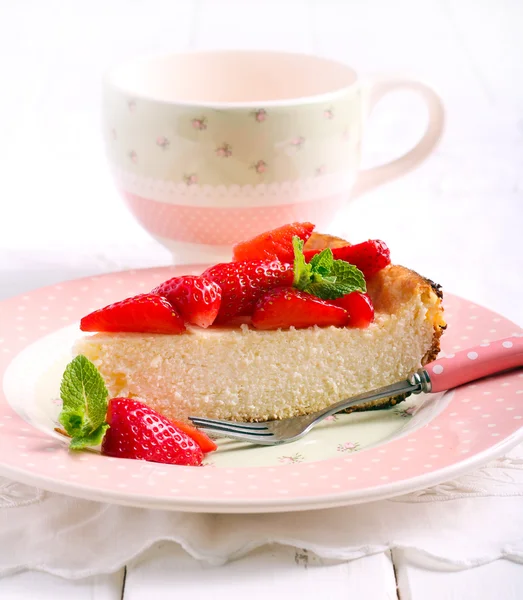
[1,0,522,597]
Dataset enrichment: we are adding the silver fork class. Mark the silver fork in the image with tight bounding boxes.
[189,370,431,446]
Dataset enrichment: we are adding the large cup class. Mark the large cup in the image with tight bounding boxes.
[103,50,444,263]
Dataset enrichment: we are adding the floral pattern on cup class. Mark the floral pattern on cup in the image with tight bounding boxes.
[128,150,138,164]
[253,108,267,122]
[324,107,334,119]
[183,173,198,186]
[215,143,232,158]
[337,441,359,453]
[191,117,207,130]
[156,136,170,150]
[289,136,306,151]
[315,165,327,177]
[278,453,304,464]
[104,84,360,185]
[251,159,267,174]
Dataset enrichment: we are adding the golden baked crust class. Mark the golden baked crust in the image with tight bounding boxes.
[304,232,349,251]
[309,233,446,414]
[367,264,445,364]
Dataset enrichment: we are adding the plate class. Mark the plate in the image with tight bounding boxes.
[0,266,522,513]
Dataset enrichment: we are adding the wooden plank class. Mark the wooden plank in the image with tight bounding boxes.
[124,544,396,600]
[394,551,523,600]
[344,551,398,599]
[0,569,125,600]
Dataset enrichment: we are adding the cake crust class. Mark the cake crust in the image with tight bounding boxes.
[367,264,445,363]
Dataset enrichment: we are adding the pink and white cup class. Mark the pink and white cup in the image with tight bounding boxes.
[103,50,444,263]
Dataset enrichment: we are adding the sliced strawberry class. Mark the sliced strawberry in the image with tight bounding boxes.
[101,398,204,466]
[170,418,217,453]
[331,292,375,328]
[304,240,391,278]
[232,222,315,263]
[202,260,294,321]
[152,275,221,328]
[80,293,185,334]
[252,287,348,330]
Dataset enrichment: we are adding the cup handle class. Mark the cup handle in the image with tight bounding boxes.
[351,77,445,199]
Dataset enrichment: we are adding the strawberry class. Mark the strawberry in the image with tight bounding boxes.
[232,222,315,263]
[202,260,294,321]
[152,275,221,328]
[101,398,204,466]
[331,292,375,328]
[252,287,348,330]
[170,418,217,453]
[304,240,390,278]
[80,293,185,334]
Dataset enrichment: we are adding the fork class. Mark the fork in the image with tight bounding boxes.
[189,336,523,446]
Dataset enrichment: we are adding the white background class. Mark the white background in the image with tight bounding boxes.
[1,0,523,598]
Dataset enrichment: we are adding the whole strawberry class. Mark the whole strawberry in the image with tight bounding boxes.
[152,275,221,328]
[202,260,294,321]
[101,398,204,466]
[80,293,185,334]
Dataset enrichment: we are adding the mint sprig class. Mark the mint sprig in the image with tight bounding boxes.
[293,236,366,300]
[58,355,109,450]
[292,237,312,289]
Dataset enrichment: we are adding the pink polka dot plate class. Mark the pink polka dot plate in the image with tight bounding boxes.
[0,266,522,513]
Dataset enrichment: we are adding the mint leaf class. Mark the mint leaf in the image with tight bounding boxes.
[292,236,366,300]
[331,260,366,293]
[309,248,334,276]
[69,423,110,450]
[292,236,312,290]
[59,412,83,433]
[58,355,109,451]
[304,280,340,299]
[304,280,362,300]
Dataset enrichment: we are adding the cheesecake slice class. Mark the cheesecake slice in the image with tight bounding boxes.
[75,234,445,422]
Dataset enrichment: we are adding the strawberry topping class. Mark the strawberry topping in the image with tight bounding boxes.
[79,225,390,333]
[80,293,185,334]
[252,287,348,330]
[330,292,375,328]
[152,275,221,328]
[304,240,390,278]
[232,222,315,263]
[202,260,294,321]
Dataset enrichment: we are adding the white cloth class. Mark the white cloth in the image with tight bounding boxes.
[0,445,522,579]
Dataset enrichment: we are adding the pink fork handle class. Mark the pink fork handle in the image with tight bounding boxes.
[425,336,523,393]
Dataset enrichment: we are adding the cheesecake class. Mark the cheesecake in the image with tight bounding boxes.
[75,228,445,423]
